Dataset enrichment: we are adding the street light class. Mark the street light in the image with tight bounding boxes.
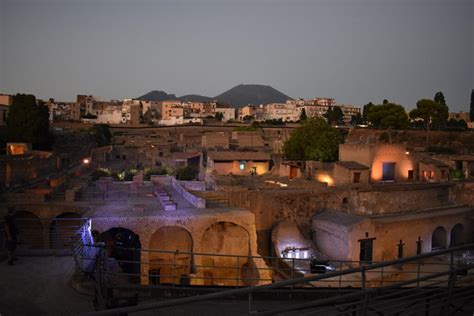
[83,158,90,164]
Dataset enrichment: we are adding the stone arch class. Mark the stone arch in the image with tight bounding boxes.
[148,226,194,285]
[15,210,43,248]
[97,227,142,283]
[431,226,447,251]
[450,224,465,247]
[50,212,82,249]
[201,221,258,286]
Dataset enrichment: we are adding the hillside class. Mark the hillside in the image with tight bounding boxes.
[178,94,214,102]
[215,84,292,107]
[136,90,177,101]
[137,84,293,107]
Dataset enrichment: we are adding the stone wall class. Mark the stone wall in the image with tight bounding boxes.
[450,182,474,206]
[90,209,270,286]
[170,177,206,208]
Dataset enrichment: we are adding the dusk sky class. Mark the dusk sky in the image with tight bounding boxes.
[1,0,472,110]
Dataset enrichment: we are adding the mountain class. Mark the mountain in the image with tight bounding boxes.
[137,84,292,107]
[178,94,214,102]
[137,90,177,101]
[215,84,292,108]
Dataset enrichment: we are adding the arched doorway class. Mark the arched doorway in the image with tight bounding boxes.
[450,224,464,247]
[97,227,141,283]
[50,212,82,249]
[148,226,193,285]
[431,226,447,251]
[15,211,43,248]
[201,221,257,286]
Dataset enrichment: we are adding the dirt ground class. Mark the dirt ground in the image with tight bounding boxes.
[0,256,94,316]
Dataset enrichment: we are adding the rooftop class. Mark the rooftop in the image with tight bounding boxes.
[208,151,271,161]
[336,161,370,170]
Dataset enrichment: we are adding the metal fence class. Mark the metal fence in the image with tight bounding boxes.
[0,217,90,255]
[84,243,474,315]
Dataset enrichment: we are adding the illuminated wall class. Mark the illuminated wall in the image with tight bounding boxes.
[370,144,414,182]
[211,161,270,175]
[339,143,414,183]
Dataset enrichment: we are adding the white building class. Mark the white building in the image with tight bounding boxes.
[215,107,236,122]
[264,103,299,122]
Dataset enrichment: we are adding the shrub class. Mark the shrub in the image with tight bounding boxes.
[450,169,464,179]
[175,166,198,181]
[144,167,169,180]
[91,168,111,181]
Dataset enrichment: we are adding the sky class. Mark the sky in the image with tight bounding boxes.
[0,0,473,110]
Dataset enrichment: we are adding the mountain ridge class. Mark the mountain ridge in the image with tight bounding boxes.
[136,84,293,107]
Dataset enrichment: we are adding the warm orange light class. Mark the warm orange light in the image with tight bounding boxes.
[317,174,334,186]
[83,158,90,164]
[371,145,414,182]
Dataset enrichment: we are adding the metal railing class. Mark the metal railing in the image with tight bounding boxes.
[86,243,474,315]
[0,217,90,255]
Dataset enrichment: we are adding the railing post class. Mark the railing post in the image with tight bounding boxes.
[338,261,342,290]
[416,257,421,287]
[361,266,366,289]
[236,256,240,287]
[173,251,177,286]
[248,292,253,314]
[380,266,384,287]
[358,266,368,316]
[442,250,456,315]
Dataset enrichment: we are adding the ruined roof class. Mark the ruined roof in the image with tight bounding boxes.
[420,158,448,168]
[172,152,201,160]
[208,151,271,161]
[336,161,370,170]
[313,210,366,227]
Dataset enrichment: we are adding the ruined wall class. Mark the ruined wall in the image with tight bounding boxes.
[354,185,451,215]
[450,182,474,206]
[90,210,270,286]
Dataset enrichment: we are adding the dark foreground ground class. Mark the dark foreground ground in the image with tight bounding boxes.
[1,256,474,316]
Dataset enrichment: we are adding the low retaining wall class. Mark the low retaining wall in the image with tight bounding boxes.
[171,177,206,209]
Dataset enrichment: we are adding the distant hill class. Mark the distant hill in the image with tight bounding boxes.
[137,84,292,107]
[178,94,214,102]
[215,84,292,108]
[137,90,177,101]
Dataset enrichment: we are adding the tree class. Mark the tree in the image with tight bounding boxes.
[176,166,198,180]
[434,92,446,106]
[409,99,448,131]
[89,124,112,146]
[324,106,344,125]
[351,113,363,126]
[470,89,474,123]
[242,115,254,122]
[366,103,408,129]
[6,94,52,149]
[299,108,308,122]
[283,118,343,162]
[362,102,374,124]
[215,112,224,121]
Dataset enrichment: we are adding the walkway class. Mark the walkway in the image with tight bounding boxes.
[0,256,93,315]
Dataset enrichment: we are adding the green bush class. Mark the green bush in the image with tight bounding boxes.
[144,167,169,180]
[91,168,111,181]
[175,166,198,181]
[234,126,257,132]
[450,169,464,179]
